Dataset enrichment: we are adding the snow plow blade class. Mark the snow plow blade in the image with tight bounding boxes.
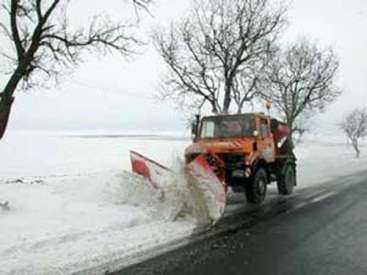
[130,150,171,190]
[185,155,226,224]
[130,151,226,224]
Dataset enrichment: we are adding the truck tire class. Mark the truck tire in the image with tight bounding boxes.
[245,168,268,204]
[277,163,296,195]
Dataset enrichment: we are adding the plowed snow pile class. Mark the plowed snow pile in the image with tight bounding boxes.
[0,170,204,274]
[104,167,221,229]
[117,167,217,227]
[0,132,218,274]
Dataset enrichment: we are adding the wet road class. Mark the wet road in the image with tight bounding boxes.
[117,171,367,275]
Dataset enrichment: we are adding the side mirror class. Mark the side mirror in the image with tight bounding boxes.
[191,122,198,140]
[191,114,201,141]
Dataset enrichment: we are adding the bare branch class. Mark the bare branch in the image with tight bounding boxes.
[10,0,25,60]
[155,0,286,115]
[0,22,12,40]
[259,39,341,142]
[132,0,153,18]
[35,0,42,20]
[0,0,151,139]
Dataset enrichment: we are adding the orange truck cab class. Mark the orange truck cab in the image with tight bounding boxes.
[185,113,297,204]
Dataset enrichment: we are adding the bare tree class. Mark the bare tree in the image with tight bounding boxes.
[260,40,341,144]
[154,0,286,115]
[340,108,367,158]
[0,0,151,139]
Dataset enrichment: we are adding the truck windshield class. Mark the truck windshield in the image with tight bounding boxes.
[200,115,255,138]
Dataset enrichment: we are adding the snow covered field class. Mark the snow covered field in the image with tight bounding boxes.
[0,131,366,274]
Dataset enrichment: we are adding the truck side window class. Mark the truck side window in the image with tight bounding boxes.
[201,121,215,138]
[260,119,269,138]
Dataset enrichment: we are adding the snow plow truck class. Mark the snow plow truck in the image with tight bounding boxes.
[130,113,297,224]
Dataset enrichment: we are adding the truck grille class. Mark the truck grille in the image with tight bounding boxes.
[221,154,245,170]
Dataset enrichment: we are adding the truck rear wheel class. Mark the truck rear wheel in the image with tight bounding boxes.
[245,168,267,204]
[277,163,296,195]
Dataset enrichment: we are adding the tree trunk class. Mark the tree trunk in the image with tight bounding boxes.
[237,100,245,114]
[287,132,295,151]
[0,67,24,140]
[0,95,14,139]
[352,139,360,159]
[286,119,295,149]
[222,81,232,114]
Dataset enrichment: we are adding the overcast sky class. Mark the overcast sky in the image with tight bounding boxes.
[3,0,367,134]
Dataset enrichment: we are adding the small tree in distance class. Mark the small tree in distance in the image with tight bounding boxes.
[0,0,151,140]
[340,108,367,158]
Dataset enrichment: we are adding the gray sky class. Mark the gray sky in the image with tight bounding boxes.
[4,0,367,134]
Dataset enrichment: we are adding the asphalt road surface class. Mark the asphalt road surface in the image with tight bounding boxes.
[117,171,367,275]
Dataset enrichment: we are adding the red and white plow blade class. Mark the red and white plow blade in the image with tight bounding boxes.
[130,151,171,190]
[185,155,226,224]
[130,151,226,225]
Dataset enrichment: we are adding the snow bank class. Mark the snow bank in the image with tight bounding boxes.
[0,131,201,274]
[0,131,366,274]
[296,134,367,187]
[0,170,197,274]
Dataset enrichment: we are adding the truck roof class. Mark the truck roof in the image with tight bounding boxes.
[202,113,270,120]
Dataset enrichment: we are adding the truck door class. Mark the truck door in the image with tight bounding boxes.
[258,118,275,162]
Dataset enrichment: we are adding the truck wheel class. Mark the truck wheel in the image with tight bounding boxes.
[245,168,268,204]
[277,164,296,195]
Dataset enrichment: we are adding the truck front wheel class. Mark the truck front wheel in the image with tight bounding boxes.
[277,164,296,195]
[245,168,268,204]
